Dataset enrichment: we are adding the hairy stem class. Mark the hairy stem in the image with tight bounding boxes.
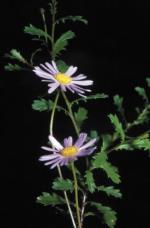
[40,8,48,44]
[71,162,82,228]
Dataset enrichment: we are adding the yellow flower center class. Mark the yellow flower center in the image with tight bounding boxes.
[55,73,72,85]
[61,146,78,157]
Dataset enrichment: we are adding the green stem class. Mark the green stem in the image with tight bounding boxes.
[50,91,60,135]
[61,91,80,136]
[49,91,76,228]
[40,8,48,44]
[51,0,57,60]
[71,162,82,228]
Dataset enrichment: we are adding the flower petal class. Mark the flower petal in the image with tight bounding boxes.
[41,146,58,152]
[64,136,73,147]
[77,147,96,157]
[49,136,64,150]
[75,133,87,147]
[65,66,78,76]
[79,138,97,150]
[73,80,93,86]
[48,83,59,94]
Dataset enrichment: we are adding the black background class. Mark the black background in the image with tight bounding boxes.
[1,0,150,227]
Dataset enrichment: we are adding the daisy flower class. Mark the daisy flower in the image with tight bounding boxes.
[39,133,97,169]
[33,61,93,96]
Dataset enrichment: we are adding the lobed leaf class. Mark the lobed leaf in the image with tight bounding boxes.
[52,178,73,192]
[56,15,88,25]
[4,63,22,71]
[74,107,88,128]
[24,24,52,40]
[91,202,117,228]
[135,86,149,103]
[36,192,65,206]
[84,170,96,193]
[5,49,26,63]
[98,185,122,198]
[108,114,125,142]
[53,30,75,56]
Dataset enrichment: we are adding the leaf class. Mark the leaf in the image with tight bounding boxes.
[52,178,73,192]
[24,24,52,40]
[84,170,96,193]
[53,30,75,56]
[56,15,88,25]
[56,60,69,73]
[74,107,88,128]
[133,137,150,151]
[84,212,95,218]
[135,87,149,103]
[113,95,123,113]
[91,202,117,228]
[108,114,125,142]
[146,77,150,87]
[98,186,122,198]
[4,63,22,71]
[5,49,26,63]
[101,134,112,152]
[32,99,53,112]
[90,130,100,140]
[72,93,108,106]
[92,151,121,184]
[36,192,65,206]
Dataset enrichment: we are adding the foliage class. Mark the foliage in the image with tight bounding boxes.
[84,170,96,193]
[37,192,65,206]
[56,15,88,25]
[74,107,88,128]
[108,114,125,142]
[98,186,122,198]
[52,178,73,192]
[24,24,52,41]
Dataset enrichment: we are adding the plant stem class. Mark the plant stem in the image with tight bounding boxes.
[40,8,48,44]
[50,91,60,135]
[71,162,82,228]
[49,91,76,228]
[61,91,80,136]
[51,0,57,60]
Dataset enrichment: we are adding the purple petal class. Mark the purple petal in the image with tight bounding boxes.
[65,66,78,76]
[39,154,59,161]
[80,138,97,150]
[77,147,96,157]
[64,136,73,147]
[75,133,87,147]
[41,146,58,153]
[48,83,59,94]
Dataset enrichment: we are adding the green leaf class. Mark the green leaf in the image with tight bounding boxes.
[53,30,75,56]
[92,151,121,184]
[4,63,22,71]
[84,212,95,218]
[32,99,53,112]
[52,178,73,192]
[56,60,69,73]
[108,114,125,142]
[91,202,117,228]
[56,15,88,25]
[98,185,122,198]
[72,93,108,106]
[113,95,123,113]
[36,192,65,206]
[90,130,100,140]
[101,134,112,152]
[24,24,52,40]
[135,87,149,103]
[146,77,150,87]
[5,49,27,63]
[85,170,96,193]
[74,107,88,128]
[133,136,150,151]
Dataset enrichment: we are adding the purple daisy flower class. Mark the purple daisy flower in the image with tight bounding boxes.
[39,133,97,169]
[33,61,93,96]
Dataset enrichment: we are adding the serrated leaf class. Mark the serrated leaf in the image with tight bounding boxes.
[84,212,95,218]
[37,192,65,206]
[92,151,121,184]
[146,77,150,87]
[56,15,88,25]
[101,134,112,152]
[91,202,117,228]
[52,178,73,192]
[53,30,75,56]
[5,49,26,63]
[74,107,88,128]
[98,185,122,198]
[113,95,123,113]
[56,60,69,73]
[24,24,52,40]
[108,114,125,142]
[135,87,149,103]
[4,63,22,71]
[133,138,150,151]
[32,99,53,112]
[85,170,96,193]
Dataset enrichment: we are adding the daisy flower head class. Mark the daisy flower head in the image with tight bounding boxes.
[39,133,97,169]
[33,61,93,96]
